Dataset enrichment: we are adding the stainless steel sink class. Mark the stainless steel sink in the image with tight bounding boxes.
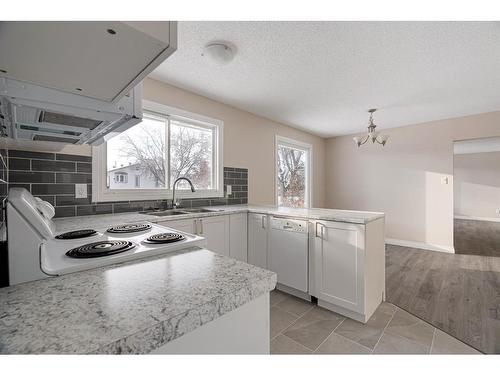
[180,208,213,213]
[140,210,189,216]
[140,207,216,216]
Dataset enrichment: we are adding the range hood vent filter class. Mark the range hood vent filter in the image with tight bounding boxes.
[38,111,103,130]
[18,124,82,137]
[32,135,79,144]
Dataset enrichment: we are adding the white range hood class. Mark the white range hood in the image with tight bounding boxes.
[0,78,142,145]
[0,21,177,145]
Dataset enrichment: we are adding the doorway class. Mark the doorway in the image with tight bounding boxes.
[453,136,500,257]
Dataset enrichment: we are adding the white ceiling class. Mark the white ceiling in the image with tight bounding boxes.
[150,21,500,138]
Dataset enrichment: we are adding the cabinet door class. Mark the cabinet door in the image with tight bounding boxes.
[158,219,195,234]
[229,213,248,262]
[200,215,230,256]
[247,213,268,269]
[312,220,365,313]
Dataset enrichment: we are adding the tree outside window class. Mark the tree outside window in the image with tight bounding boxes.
[106,112,215,191]
[276,138,311,208]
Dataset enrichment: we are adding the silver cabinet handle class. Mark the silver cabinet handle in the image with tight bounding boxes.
[261,216,266,229]
[315,222,325,238]
[200,219,204,235]
[194,219,198,235]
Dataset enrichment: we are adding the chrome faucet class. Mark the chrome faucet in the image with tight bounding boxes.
[171,177,196,209]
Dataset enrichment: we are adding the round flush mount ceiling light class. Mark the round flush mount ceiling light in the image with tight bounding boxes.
[202,42,235,65]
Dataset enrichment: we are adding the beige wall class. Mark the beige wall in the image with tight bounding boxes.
[325,111,500,250]
[144,78,326,207]
[454,151,500,219]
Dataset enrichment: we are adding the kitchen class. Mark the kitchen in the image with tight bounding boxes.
[0,20,388,354]
[0,5,498,374]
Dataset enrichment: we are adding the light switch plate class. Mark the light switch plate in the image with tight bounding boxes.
[75,184,87,198]
[226,185,232,196]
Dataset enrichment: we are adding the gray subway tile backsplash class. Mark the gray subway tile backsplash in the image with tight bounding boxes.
[54,206,76,218]
[55,195,92,206]
[76,162,92,173]
[8,150,55,160]
[55,154,92,162]
[31,183,77,195]
[1,149,248,218]
[76,204,113,216]
[55,172,92,184]
[8,171,55,183]
[8,158,31,170]
[32,160,76,172]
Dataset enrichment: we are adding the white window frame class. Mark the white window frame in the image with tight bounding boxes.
[92,100,224,202]
[275,135,313,208]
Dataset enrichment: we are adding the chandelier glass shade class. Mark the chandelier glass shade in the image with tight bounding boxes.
[353,109,389,147]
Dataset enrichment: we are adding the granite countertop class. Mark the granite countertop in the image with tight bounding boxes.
[54,205,384,233]
[0,247,277,354]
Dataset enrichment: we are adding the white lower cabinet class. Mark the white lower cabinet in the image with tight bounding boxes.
[311,220,364,314]
[229,213,248,262]
[158,215,230,257]
[159,219,196,234]
[247,213,268,269]
[200,215,230,257]
[309,218,385,323]
[160,212,386,323]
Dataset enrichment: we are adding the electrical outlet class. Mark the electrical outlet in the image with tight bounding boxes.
[496,209,500,215]
[75,184,87,199]
[226,185,232,196]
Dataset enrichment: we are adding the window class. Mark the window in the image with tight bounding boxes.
[275,135,312,208]
[114,172,128,184]
[169,119,214,189]
[93,101,223,202]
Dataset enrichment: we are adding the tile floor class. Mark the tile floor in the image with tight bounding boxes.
[270,289,481,354]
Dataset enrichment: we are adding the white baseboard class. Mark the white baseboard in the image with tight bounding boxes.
[454,215,500,223]
[385,238,455,254]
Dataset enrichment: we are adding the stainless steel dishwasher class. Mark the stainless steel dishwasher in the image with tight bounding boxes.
[268,216,308,293]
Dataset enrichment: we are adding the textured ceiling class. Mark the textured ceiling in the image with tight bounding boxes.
[150,21,500,138]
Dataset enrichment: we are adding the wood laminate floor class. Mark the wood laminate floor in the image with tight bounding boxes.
[386,244,500,354]
[454,218,500,257]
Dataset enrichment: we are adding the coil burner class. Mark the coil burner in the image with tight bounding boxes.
[65,240,135,258]
[55,229,98,240]
[146,233,185,244]
[107,223,152,234]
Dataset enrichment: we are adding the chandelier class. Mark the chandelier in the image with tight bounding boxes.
[353,109,389,147]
